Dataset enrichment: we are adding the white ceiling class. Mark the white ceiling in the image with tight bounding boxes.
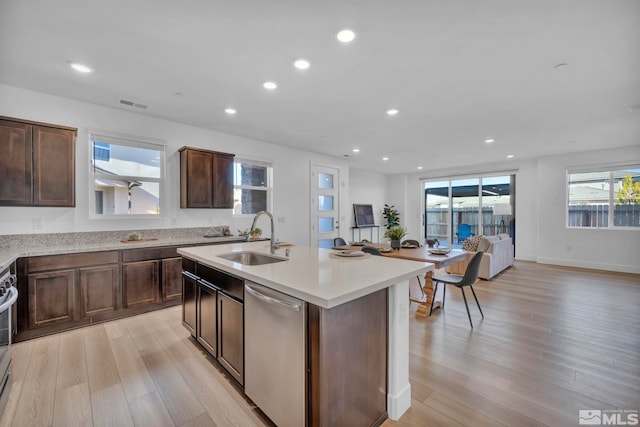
[1,0,639,174]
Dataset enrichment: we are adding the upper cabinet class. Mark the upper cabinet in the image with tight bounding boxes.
[179,146,234,209]
[0,116,76,207]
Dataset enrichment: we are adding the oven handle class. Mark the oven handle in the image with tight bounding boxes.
[0,287,18,313]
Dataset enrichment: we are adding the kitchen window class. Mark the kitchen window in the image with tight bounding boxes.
[233,159,272,215]
[89,131,165,217]
[567,165,640,229]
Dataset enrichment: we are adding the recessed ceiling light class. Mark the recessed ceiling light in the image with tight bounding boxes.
[629,105,640,112]
[294,59,310,70]
[224,108,237,115]
[352,148,360,153]
[386,109,399,116]
[336,29,356,43]
[484,138,495,143]
[506,154,515,158]
[263,81,277,90]
[382,157,389,161]
[68,62,93,73]
[417,166,423,170]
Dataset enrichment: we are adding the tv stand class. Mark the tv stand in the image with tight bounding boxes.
[351,226,380,243]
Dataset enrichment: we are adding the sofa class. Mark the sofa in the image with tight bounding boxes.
[446,233,514,280]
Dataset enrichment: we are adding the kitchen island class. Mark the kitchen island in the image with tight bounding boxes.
[178,241,433,426]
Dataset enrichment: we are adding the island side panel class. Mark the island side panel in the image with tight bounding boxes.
[308,288,388,427]
[387,280,411,419]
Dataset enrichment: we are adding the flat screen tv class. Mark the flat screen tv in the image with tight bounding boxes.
[353,204,376,228]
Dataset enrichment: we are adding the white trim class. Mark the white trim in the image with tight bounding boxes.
[537,257,640,275]
[88,130,166,219]
[387,280,412,420]
[419,169,518,182]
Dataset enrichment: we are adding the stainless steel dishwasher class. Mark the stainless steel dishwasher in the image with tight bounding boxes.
[244,281,306,427]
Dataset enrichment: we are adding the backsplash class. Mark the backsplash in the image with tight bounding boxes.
[0,227,213,249]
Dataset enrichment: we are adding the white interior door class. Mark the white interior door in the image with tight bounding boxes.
[310,165,340,248]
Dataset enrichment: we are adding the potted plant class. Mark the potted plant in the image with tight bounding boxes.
[383,204,400,230]
[384,225,407,250]
[250,227,262,240]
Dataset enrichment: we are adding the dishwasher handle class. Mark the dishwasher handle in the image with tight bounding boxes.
[244,284,302,312]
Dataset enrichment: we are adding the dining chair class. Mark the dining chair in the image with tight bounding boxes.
[333,237,347,247]
[430,251,484,327]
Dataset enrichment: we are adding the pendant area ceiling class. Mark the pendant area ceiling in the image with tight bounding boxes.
[1,0,639,174]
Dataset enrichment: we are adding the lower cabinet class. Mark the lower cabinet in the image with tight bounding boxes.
[217,292,244,384]
[162,257,183,301]
[17,245,189,342]
[79,264,118,318]
[27,269,75,329]
[196,281,218,356]
[182,257,244,386]
[122,260,159,308]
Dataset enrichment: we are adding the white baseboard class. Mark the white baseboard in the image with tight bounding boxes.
[387,382,411,420]
[536,257,640,275]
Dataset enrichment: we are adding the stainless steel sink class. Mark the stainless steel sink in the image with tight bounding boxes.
[217,251,287,266]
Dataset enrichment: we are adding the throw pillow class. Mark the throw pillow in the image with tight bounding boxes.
[477,236,491,252]
[462,235,482,252]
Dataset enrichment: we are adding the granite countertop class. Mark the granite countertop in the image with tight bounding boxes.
[0,228,255,272]
[178,241,433,309]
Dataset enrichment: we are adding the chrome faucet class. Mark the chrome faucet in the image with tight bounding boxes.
[250,210,278,254]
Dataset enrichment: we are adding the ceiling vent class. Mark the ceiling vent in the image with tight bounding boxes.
[119,99,148,109]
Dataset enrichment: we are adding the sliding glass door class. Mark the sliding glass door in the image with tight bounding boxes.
[424,175,514,248]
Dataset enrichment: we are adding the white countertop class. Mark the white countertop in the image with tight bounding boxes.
[178,241,433,309]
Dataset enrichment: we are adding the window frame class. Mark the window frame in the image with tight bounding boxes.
[88,130,166,219]
[566,163,640,230]
[232,157,273,217]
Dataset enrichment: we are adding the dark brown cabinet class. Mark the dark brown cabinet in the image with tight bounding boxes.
[162,257,183,301]
[16,245,192,342]
[217,292,244,384]
[122,260,159,308]
[0,116,76,207]
[181,268,198,337]
[179,146,234,209]
[79,264,118,318]
[197,281,218,356]
[27,269,75,329]
[181,257,244,385]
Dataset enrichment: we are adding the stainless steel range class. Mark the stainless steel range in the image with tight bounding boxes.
[0,268,18,414]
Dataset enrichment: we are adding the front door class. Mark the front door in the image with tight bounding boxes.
[310,165,340,248]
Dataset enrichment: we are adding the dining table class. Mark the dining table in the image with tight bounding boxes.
[333,242,468,317]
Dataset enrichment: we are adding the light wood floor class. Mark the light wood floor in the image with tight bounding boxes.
[1,261,638,427]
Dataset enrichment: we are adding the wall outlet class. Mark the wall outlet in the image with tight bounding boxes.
[33,217,44,231]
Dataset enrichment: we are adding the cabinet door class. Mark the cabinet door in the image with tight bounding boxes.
[197,282,217,357]
[182,149,213,208]
[218,292,244,385]
[182,272,197,336]
[161,257,183,301]
[28,269,75,329]
[122,260,159,308]
[212,153,234,208]
[0,119,32,205]
[32,125,75,207]
[79,264,118,318]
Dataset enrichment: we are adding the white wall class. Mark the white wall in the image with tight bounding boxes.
[389,146,640,274]
[0,84,349,245]
[535,146,640,273]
